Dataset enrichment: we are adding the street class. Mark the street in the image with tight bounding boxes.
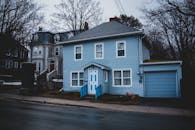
[0,99,194,130]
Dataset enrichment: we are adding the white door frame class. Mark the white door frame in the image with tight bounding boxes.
[88,69,98,95]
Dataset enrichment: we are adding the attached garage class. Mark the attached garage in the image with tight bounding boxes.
[145,71,177,97]
[141,61,182,98]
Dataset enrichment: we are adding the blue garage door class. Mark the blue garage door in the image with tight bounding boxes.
[145,71,177,98]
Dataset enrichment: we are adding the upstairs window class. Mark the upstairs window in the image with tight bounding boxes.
[116,41,126,58]
[34,34,38,41]
[95,43,104,59]
[74,45,83,61]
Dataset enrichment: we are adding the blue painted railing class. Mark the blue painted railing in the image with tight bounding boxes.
[95,84,102,99]
[80,84,88,98]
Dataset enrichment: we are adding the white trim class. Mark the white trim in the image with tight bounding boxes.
[104,71,108,82]
[94,43,104,59]
[74,45,83,61]
[112,68,132,87]
[116,41,126,58]
[58,30,143,45]
[70,70,84,87]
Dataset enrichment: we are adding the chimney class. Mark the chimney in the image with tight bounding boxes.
[38,27,43,32]
[84,22,89,31]
[109,17,121,22]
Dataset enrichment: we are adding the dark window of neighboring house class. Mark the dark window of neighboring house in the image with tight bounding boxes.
[14,50,18,57]
[55,48,59,56]
[38,62,41,72]
[39,50,41,55]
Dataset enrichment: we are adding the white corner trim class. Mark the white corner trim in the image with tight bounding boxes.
[74,45,83,61]
[116,41,126,58]
[94,42,104,59]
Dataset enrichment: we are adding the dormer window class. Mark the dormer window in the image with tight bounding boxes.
[33,47,38,55]
[34,34,38,41]
[67,32,74,39]
[54,34,60,42]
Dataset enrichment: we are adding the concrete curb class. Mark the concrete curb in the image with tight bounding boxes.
[0,93,194,117]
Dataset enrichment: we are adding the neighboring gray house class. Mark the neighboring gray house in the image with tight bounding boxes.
[59,20,182,98]
[30,28,80,78]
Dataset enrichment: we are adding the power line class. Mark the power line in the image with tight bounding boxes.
[118,0,126,15]
[114,0,123,14]
[114,0,126,15]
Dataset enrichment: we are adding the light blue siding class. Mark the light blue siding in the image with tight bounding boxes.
[145,71,177,97]
[63,36,144,96]
[142,44,150,61]
[62,34,182,97]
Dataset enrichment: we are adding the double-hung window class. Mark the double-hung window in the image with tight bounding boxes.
[74,45,83,60]
[55,47,59,56]
[116,41,126,57]
[113,68,132,87]
[71,71,84,87]
[95,43,104,59]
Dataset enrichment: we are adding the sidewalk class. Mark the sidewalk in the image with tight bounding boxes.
[0,93,194,116]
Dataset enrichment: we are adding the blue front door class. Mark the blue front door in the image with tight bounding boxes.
[88,69,98,95]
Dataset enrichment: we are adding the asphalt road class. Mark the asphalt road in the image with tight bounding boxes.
[0,99,194,130]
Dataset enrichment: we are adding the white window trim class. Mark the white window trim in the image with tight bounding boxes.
[112,68,132,87]
[104,71,108,82]
[116,41,126,58]
[70,71,84,87]
[94,43,104,59]
[74,45,83,61]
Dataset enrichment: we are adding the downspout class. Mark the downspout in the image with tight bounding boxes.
[138,34,145,96]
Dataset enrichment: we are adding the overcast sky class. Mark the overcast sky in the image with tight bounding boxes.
[34,0,158,31]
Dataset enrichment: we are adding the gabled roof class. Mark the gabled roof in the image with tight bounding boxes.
[82,62,111,70]
[59,21,143,45]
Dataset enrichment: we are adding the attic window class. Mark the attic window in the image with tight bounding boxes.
[34,34,38,41]
[68,32,74,39]
[54,34,60,42]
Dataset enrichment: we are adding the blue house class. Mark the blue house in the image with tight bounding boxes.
[59,20,182,98]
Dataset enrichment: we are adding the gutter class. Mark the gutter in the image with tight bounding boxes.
[57,30,143,45]
[140,61,182,66]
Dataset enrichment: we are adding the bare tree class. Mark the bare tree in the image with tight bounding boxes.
[51,0,102,31]
[0,0,43,45]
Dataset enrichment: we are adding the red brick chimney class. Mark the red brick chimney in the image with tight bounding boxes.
[109,17,121,22]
